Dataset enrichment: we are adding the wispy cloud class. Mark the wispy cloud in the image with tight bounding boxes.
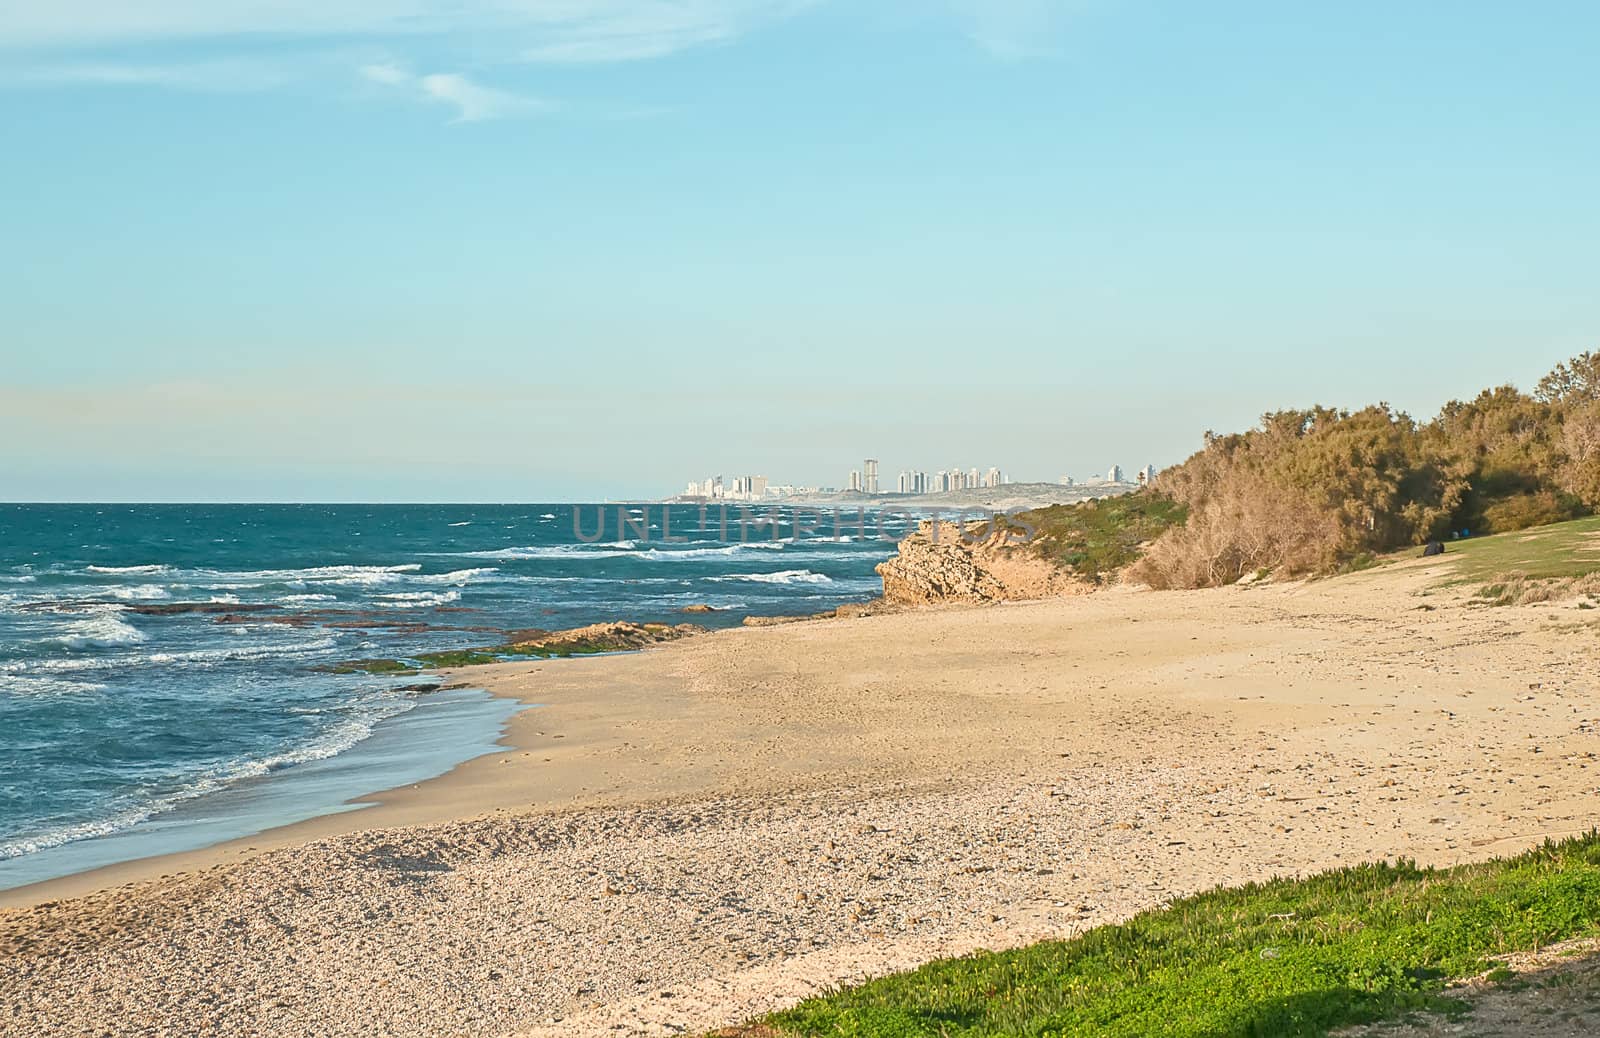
[0,2,809,119]
[2,56,310,92]
[360,62,547,121]
[947,0,1086,60]
[0,2,808,59]
[0,1,1077,118]
[360,62,546,121]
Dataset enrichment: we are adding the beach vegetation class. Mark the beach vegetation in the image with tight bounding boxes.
[737,832,1600,1038]
[1130,351,1600,587]
[1014,492,1186,581]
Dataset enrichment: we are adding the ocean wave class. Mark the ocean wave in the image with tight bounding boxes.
[196,564,423,583]
[411,567,498,585]
[448,521,473,527]
[375,590,462,609]
[108,584,172,601]
[638,543,785,560]
[0,574,37,584]
[0,673,108,697]
[0,691,414,860]
[445,544,634,560]
[50,611,146,650]
[708,569,833,585]
[143,636,340,667]
[280,593,337,605]
[539,513,557,519]
[85,564,174,575]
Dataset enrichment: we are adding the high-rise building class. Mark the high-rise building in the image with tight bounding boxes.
[1107,464,1124,484]
[986,467,1001,488]
[864,458,879,495]
[897,471,911,494]
[848,470,862,492]
[751,475,769,498]
[968,467,980,489]
[1136,465,1155,487]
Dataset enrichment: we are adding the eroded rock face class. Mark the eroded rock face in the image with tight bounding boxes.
[875,521,1093,606]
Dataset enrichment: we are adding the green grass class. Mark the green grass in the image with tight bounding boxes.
[749,833,1600,1038]
[1430,514,1600,585]
[1017,492,1188,581]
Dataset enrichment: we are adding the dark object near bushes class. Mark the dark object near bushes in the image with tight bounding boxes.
[1422,541,1445,557]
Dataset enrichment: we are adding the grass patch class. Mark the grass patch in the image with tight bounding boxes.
[1432,514,1600,586]
[1016,492,1188,582]
[747,833,1600,1038]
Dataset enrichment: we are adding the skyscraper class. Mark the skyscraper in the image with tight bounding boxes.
[864,458,879,495]
[848,470,862,492]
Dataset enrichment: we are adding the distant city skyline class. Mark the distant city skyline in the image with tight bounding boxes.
[680,456,1155,500]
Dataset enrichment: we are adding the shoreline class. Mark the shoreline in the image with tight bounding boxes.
[0,609,859,909]
[7,556,1600,1035]
[0,610,848,910]
[0,685,525,901]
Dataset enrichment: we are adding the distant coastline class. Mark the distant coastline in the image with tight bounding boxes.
[655,480,1137,512]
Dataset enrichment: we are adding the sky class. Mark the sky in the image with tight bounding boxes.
[3,1,1598,502]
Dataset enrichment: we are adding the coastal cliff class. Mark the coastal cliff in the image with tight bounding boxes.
[875,520,1093,606]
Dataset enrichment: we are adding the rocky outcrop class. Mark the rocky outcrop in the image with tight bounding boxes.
[740,601,893,627]
[503,621,703,654]
[875,521,1094,606]
[326,621,705,674]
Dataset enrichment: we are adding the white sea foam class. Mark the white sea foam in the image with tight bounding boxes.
[108,584,171,601]
[638,543,785,560]
[375,590,462,608]
[203,564,423,583]
[448,521,473,527]
[708,569,833,584]
[540,513,557,519]
[448,544,633,560]
[142,635,339,667]
[280,593,337,605]
[50,610,146,650]
[85,564,174,575]
[0,673,108,697]
[0,691,414,860]
[412,567,498,585]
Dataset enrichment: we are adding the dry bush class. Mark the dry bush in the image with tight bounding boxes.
[1128,481,1339,588]
[1131,351,1600,588]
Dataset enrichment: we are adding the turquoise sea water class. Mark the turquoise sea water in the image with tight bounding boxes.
[0,503,900,889]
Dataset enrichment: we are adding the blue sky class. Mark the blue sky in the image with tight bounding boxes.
[3,1,1597,501]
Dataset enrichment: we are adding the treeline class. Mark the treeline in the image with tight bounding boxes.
[1130,351,1600,588]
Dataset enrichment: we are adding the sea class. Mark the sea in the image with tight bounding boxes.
[0,503,905,890]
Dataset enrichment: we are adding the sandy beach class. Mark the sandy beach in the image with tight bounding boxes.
[4,551,1599,1037]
